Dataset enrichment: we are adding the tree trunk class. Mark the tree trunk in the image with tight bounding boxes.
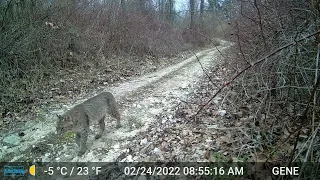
[200,0,204,27]
[190,0,195,30]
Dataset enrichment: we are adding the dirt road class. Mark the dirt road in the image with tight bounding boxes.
[0,40,231,162]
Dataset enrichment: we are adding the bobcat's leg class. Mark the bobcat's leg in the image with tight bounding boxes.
[115,116,121,128]
[95,116,105,139]
[108,104,121,128]
[78,129,88,156]
[75,132,81,146]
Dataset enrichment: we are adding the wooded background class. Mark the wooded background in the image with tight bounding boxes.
[0,0,319,166]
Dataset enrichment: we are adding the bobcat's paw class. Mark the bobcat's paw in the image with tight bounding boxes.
[95,134,102,139]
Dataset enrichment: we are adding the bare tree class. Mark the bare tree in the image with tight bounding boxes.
[166,0,174,23]
[200,0,204,27]
[189,0,195,30]
[121,0,126,15]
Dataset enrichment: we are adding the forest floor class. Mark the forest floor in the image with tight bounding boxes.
[1,40,234,164]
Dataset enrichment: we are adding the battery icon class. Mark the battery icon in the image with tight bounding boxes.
[29,165,35,176]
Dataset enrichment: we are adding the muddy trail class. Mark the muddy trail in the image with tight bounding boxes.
[0,40,231,163]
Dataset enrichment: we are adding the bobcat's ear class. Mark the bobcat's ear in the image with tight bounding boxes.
[56,114,63,120]
[57,114,65,121]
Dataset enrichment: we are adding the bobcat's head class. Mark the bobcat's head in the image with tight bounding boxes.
[56,114,73,134]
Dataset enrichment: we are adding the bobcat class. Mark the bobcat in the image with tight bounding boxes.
[56,92,121,156]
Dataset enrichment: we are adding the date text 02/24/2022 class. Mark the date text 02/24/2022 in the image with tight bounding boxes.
[123,166,244,176]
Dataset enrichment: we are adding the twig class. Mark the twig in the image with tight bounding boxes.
[288,77,320,163]
[192,52,218,87]
[235,21,250,65]
[287,42,320,163]
[298,126,319,179]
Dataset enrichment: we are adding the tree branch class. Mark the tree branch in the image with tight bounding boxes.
[195,30,320,116]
